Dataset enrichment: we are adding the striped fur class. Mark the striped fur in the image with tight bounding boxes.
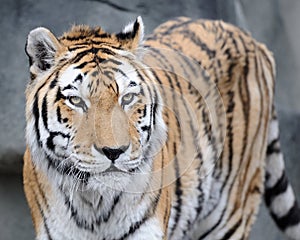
[23,17,300,240]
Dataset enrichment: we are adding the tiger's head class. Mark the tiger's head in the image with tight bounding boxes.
[25,17,167,191]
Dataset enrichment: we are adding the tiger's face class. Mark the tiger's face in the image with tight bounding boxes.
[45,61,155,174]
[25,17,166,190]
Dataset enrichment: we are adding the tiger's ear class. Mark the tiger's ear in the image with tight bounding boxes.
[25,27,61,75]
[116,16,144,51]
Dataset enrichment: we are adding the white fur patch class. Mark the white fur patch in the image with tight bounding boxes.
[270,185,295,218]
[265,153,285,188]
[267,119,279,143]
[285,223,300,240]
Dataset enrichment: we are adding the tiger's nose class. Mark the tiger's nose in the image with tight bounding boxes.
[94,144,129,162]
[102,147,124,161]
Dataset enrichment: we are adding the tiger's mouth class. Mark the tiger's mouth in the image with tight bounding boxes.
[102,164,128,174]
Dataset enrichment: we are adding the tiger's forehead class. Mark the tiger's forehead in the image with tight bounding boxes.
[58,62,141,96]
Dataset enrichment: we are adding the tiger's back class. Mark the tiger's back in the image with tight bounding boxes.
[23,17,300,240]
[145,17,275,239]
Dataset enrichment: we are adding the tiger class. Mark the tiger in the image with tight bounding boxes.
[23,16,300,240]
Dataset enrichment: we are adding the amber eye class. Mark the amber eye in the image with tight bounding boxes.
[121,93,135,105]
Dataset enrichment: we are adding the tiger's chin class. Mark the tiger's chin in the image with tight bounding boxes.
[74,158,151,194]
[86,169,150,194]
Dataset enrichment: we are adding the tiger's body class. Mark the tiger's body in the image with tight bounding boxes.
[23,17,300,240]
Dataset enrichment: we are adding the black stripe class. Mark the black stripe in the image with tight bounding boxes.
[152,105,158,126]
[32,80,49,145]
[56,106,62,123]
[67,45,89,52]
[141,125,150,132]
[202,108,212,140]
[71,48,106,64]
[169,143,182,238]
[146,83,154,142]
[33,95,41,146]
[221,218,242,240]
[175,27,216,58]
[74,74,83,83]
[98,47,116,56]
[75,61,89,69]
[55,87,66,102]
[42,94,48,130]
[142,105,147,118]
[62,84,77,91]
[265,171,288,207]
[49,78,58,89]
[62,34,89,42]
[266,137,280,155]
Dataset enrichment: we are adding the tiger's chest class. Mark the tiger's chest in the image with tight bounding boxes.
[44,189,165,240]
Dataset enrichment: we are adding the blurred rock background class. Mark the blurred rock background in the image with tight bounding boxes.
[0,0,299,239]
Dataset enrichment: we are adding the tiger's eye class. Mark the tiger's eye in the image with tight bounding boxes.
[69,96,82,105]
[122,93,134,105]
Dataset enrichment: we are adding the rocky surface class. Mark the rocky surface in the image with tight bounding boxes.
[0,0,299,239]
